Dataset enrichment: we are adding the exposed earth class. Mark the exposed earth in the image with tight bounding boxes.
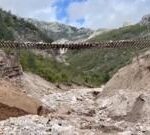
[0,50,150,134]
[1,8,150,134]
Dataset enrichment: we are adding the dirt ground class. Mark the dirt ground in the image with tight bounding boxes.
[0,79,44,120]
[0,103,28,121]
[103,50,150,96]
[1,50,150,134]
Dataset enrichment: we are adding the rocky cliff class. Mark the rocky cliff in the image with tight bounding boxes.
[140,14,150,25]
[28,19,94,41]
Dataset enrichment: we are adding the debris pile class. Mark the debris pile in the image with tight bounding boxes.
[1,51,150,134]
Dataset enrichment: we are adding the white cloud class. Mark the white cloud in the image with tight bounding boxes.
[0,0,150,29]
[30,7,57,22]
[67,0,150,29]
[0,0,58,21]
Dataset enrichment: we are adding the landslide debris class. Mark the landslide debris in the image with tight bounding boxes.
[0,79,46,120]
[103,50,150,96]
[1,48,150,134]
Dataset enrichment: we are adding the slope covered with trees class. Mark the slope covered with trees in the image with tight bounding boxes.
[1,8,150,87]
[0,8,53,42]
[21,24,150,87]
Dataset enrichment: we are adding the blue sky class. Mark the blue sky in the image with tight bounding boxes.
[0,0,150,29]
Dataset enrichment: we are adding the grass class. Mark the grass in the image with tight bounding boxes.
[20,48,134,87]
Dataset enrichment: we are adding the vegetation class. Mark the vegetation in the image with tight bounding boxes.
[65,24,149,86]
[20,51,73,84]
[90,24,148,41]
[0,8,53,42]
[20,24,149,87]
[20,48,135,87]
[20,49,114,86]
[1,8,149,87]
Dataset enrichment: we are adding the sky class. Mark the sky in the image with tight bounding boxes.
[0,0,150,29]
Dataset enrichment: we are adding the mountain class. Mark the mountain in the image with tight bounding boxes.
[21,22,150,87]
[1,8,150,87]
[140,14,150,25]
[87,28,110,40]
[62,21,150,86]
[28,19,94,41]
[89,24,149,42]
[0,8,53,42]
[21,15,150,87]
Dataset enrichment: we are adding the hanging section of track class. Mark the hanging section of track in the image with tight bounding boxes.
[0,39,150,50]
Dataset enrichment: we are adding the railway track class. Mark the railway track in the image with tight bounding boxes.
[0,39,150,50]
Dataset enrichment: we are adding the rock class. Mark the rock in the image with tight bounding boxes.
[21,72,59,99]
[1,72,150,133]
[1,85,150,134]
[140,14,150,25]
[28,19,93,41]
[51,124,75,135]
[103,50,150,96]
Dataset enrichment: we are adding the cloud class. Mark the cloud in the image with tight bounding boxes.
[0,0,150,29]
[67,0,150,29]
[30,6,57,21]
[0,0,58,21]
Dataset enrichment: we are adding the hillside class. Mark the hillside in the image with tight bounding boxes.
[1,8,150,87]
[2,47,150,135]
[20,22,150,87]
[0,8,53,42]
[90,24,149,41]
[103,50,150,95]
[90,14,150,42]
[1,9,150,135]
[65,24,150,86]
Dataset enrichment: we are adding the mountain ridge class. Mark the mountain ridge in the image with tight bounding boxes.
[27,18,94,41]
[0,8,53,42]
[1,8,150,87]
